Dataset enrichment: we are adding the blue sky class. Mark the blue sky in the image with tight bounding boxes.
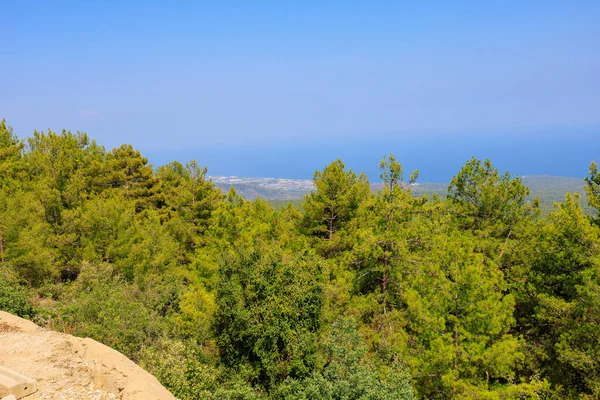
[1,1,599,180]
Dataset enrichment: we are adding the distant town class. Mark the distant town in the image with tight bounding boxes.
[210,176,315,197]
[210,176,315,191]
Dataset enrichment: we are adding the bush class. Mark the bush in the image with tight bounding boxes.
[213,247,324,390]
[272,317,415,400]
[49,262,166,361]
[0,272,35,318]
[141,337,263,400]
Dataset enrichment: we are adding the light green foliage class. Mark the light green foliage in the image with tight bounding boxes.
[141,338,265,400]
[140,338,221,399]
[208,189,272,250]
[267,199,303,211]
[44,262,166,360]
[353,155,420,309]
[531,194,597,300]
[58,194,135,265]
[448,157,537,236]
[0,189,58,284]
[273,317,415,400]
[2,118,600,399]
[118,208,181,279]
[349,154,422,354]
[524,193,600,398]
[56,194,180,281]
[26,129,103,213]
[157,160,224,253]
[0,119,25,188]
[402,231,534,398]
[300,160,372,337]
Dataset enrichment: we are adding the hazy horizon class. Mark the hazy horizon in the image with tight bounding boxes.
[143,129,598,182]
[5,122,598,183]
[3,1,599,181]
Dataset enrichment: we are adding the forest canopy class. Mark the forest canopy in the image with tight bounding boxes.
[1,118,600,399]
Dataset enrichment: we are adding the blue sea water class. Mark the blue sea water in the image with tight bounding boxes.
[145,131,600,183]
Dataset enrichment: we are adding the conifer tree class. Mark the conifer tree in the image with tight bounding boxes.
[157,160,223,252]
[97,144,162,211]
[448,157,536,237]
[525,193,600,397]
[0,119,24,188]
[402,228,547,398]
[350,154,421,352]
[302,159,371,257]
[585,160,600,220]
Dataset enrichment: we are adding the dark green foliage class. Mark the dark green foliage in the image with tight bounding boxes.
[302,159,371,256]
[213,246,324,390]
[0,270,34,318]
[97,144,163,211]
[586,160,600,219]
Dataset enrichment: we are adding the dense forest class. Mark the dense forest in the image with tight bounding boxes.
[1,119,600,399]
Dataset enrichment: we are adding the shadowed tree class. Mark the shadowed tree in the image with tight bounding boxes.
[302,159,371,257]
[95,144,163,211]
[213,245,324,391]
[585,160,600,221]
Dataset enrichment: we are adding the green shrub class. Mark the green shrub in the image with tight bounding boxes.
[0,273,35,318]
[213,247,324,390]
[272,317,415,400]
[49,262,166,361]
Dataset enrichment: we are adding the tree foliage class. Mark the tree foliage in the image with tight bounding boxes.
[302,159,371,257]
[213,246,324,390]
[1,119,599,399]
[585,160,600,220]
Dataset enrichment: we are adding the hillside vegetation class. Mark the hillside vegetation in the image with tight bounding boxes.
[411,176,591,215]
[1,119,600,399]
[216,176,590,216]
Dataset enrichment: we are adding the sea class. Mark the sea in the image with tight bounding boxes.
[145,130,600,183]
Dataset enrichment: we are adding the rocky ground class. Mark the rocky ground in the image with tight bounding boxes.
[0,312,175,400]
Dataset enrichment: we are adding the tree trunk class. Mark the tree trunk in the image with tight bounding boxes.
[328,209,334,240]
[454,322,459,371]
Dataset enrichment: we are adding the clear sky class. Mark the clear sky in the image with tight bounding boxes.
[1,1,599,181]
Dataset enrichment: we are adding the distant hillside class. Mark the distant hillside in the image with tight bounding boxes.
[411,175,590,213]
[522,175,585,199]
[211,175,593,214]
[522,175,591,214]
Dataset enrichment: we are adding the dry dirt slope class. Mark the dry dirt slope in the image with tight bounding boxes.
[0,311,175,400]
